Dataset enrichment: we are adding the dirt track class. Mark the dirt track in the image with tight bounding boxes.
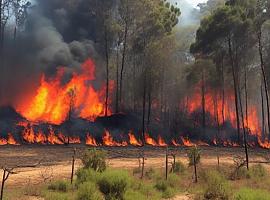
[0,145,269,187]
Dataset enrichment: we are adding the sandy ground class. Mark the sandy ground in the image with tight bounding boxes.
[0,145,269,200]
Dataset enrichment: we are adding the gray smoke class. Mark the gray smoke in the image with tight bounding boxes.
[0,0,102,106]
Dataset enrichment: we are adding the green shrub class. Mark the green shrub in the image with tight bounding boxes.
[77,182,104,200]
[124,189,148,200]
[250,164,267,178]
[154,177,177,199]
[230,166,249,180]
[42,192,70,200]
[76,168,99,186]
[171,161,185,174]
[234,188,270,200]
[188,146,201,166]
[81,149,107,172]
[48,180,69,192]
[203,170,230,200]
[97,170,130,200]
[145,168,157,179]
[134,182,162,199]
[132,167,141,175]
[167,174,179,188]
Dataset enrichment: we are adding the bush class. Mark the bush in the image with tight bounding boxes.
[97,170,130,200]
[48,180,69,192]
[203,170,230,200]
[77,182,104,200]
[134,182,162,200]
[124,189,148,200]
[76,168,99,186]
[250,164,267,178]
[234,188,270,200]
[154,176,177,199]
[230,166,249,180]
[188,146,201,166]
[81,149,107,172]
[171,161,185,174]
[42,192,69,200]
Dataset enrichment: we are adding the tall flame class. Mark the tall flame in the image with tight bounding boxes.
[15,59,112,125]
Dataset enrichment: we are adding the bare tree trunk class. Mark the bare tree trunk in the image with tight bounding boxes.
[142,73,147,144]
[193,154,198,183]
[0,0,2,54]
[214,90,220,168]
[71,148,76,184]
[228,38,241,143]
[105,29,109,117]
[119,22,128,107]
[258,30,270,138]
[0,170,6,200]
[261,78,265,138]
[115,44,120,113]
[238,81,249,170]
[221,56,225,125]
[165,147,168,180]
[147,87,152,127]
[244,66,248,131]
[140,151,145,179]
[201,68,206,131]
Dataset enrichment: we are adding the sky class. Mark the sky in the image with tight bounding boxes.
[187,0,208,7]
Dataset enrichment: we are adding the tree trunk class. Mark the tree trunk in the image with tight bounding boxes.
[147,87,152,127]
[238,80,249,170]
[142,73,147,145]
[71,149,76,184]
[105,29,109,117]
[221,56,225,125]
[201,68,206,131]
[258,30,270,138]
[244,66,248,131]
[165,147,168,180]
[119,22,128,108]
[193,154,198,183]
[261,78,265,138]
[115,44,120,113]
[228,38,241,143]
[0,170,5,200]
[0,0,2,55]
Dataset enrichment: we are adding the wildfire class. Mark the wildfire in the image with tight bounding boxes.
[15,59,112,125]
[86,133,98,146]
[145,133,158,146]
[157,135,167,147]
[181,137,195,147]
[128,132,142,146]
[102,130,127,147]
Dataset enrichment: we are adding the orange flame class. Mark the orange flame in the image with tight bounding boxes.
[145,133,157,146]
[102,130,127,147]
[86,133,98,146]
[15,59,112,125]
[181,136,195,147]
[157,135,167,147]
[128,132,142,146]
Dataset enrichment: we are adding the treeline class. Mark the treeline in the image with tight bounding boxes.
[190,0,270,169]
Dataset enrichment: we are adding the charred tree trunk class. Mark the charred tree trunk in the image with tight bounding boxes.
[228,38,241,143]
[238,81,249,170]
[244,67,248,131]
[261,78,265,138]
[258,29,270,138]
[105,29,109,117]
[221,56,225,125]
[140,152,145,179]
[201,69,206,131]
[165,147,168,180]
[214,90,220,168]
[0,0,2,56]
[193,154,198,183]
[142,73,147,144]
[119,22,128,108]
[147,87,152,127]
[115,44,120,113]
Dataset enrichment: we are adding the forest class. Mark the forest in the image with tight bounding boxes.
[0,0,270,200]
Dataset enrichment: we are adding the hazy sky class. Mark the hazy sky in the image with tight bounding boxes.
[188,0,208,7]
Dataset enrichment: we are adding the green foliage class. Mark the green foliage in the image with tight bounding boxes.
[249,164,267,178]
[171,161,186,174]
[97,170,130,200]
[77,182,104,200]
[124,189,148,200]
[234,188,270,200]
[48,180,69,192]
[230,166,249,180]
[81,149,107,172]
[42,192,70,200]
[188,146,201,166]
[203,170,230,200]
[154,174,179,198]
[76,168,100,186]
[145,167,157,179]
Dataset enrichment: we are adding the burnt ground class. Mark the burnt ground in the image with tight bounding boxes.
[0,145,269,188]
